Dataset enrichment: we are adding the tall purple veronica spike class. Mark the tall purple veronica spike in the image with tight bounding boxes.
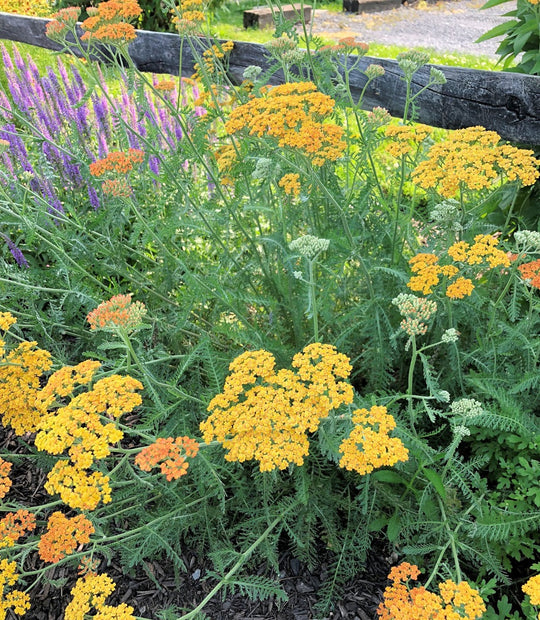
[1,235,29,268]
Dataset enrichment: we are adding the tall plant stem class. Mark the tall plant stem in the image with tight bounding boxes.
[178,505,295,620]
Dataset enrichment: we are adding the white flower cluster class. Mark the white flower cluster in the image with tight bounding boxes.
[252,158,279,180]
[514,230,540,251]
[289,235,330,260]
[243,65,262,81]
[441,328,460,343]
[430,199,462,232]
[450,398,484,418]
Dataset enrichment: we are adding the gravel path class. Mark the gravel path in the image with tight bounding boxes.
[310,0,512,57]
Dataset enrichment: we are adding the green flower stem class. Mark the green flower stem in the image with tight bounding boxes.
[307,258,319,341]
[407,335,418,432]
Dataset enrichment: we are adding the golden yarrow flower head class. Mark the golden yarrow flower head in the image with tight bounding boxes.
[201,344,353,471]
[523,574,540,606]
[87,294,147,332]
[0,313,16,332]
[45,461,112,510]
[412,126,539,197]
[65,573,135,620]
[339,405,409,475]
[0,458,13,500]
[0,559,31,618]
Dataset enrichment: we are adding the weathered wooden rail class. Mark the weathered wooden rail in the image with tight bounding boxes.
[1,11,539,145]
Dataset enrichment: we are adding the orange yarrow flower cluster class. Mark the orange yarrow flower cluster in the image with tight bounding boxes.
[0,458,12,501]
[38,511,94,563]
[65,573,135,620]
[0,559,31,619]
[518,259,540,289]
[412,126,539,197]
[225,82,346,167]
[408,234,510,299]
[378,563,486,620]
[45,7,81,41]
[135,436,199,481]
[0,510,36,549]
[87,294,147,332]
[89,149,144,177]
[81,0,142,43]
[201,343,354,471]
[339,405,408,475]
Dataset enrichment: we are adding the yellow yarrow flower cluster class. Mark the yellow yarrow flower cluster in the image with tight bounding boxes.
[36,364,142,510]
[523,573,540,607]
[172,0,207,32]
[0,559,31,619]
[65,573,135,620]
[279,173,301,197]
[45,461,112,511]
[200,344,354,472]
[412,126,539,198]
[193,41,235,80]
[407,234,510,299]
[385,123,433,158]
[339,405,408,475]
[0,337,52,434]
[225,82,346,167]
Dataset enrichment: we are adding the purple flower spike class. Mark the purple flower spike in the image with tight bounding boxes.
[2,234,29,268]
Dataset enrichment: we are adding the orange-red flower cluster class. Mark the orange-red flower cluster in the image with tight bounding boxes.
[38,511,94,563]
[135,436,199,481]
[89,149,144,177]
[518,259,540,289]
[81,0,142,43]
[378,563,486,620]
[45,7,81,41]
[86,294,147,332]
[0,510,36,549]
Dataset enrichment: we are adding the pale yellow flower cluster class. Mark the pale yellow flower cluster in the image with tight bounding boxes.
[339,405,409,475]
[200,344,354,471]
[412,126,539,197]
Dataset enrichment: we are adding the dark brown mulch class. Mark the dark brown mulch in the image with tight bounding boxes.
[1,427,391,620]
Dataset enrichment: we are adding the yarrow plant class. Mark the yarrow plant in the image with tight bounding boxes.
[0,0,539,617]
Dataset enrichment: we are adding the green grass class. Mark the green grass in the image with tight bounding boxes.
[211,0,500,70]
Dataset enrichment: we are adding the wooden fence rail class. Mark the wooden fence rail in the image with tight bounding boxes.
[1,11,540,145]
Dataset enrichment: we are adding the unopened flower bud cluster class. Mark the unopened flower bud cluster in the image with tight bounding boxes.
[289,235,330,260]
